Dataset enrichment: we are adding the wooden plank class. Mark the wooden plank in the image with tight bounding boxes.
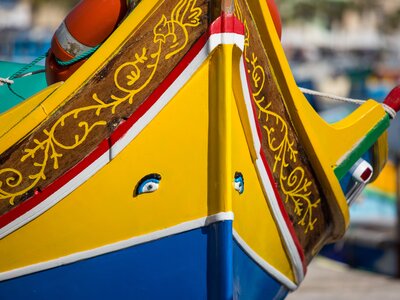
[235,0,333,263]
[0,0,208,218]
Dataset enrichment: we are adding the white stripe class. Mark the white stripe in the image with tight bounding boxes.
[0,32,242,239]
[0,152,111,240]
[239,58,262,151]
[209,32,245,53]
[233,230,297,291]
[111,38,209,158]
[0,212,234,282]
[238,59,305,283]
[255,158,305,283]
[111,33,244,158]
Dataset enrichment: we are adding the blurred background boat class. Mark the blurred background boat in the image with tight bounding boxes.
[0,0,399,295]
[277,0,400,278]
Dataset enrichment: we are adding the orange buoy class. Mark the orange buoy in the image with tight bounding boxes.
[266,0,282,39]
[45,0,129,84]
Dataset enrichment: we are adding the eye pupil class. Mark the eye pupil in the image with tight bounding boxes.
[147,184,153,191]
[234,172,244,195]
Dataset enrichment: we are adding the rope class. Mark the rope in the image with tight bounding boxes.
[55,44,100,67]
[299,87,397,119]
[9,54,47,80]
[0,54,47,101]
[0,77,14,86]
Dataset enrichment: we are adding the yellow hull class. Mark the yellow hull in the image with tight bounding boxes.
[0,0,393,295]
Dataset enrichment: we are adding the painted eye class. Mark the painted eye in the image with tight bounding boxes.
[135,173,162,196]
[234,172,244,195]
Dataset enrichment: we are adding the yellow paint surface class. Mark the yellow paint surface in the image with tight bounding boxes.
[244,0,389,240]
[0,42,296,284]
[0,0,161,155]
[231,91,295,282]
[0,61,212,272]
[0,83,62,153]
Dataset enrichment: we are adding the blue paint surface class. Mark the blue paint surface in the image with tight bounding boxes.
[0,221,236,300]
[0,221,287,299]
[0,227,211,299]
[233,239,288,300]
[339,149,373,197]
[206,221,233,300]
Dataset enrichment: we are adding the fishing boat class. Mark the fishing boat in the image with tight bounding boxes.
[0,0,398,299]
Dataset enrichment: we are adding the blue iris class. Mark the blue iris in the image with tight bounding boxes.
[135,173,162,196]
[234,172,244,194]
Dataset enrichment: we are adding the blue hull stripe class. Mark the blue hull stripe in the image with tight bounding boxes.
[233,239,288,300]
[0,221,284,299]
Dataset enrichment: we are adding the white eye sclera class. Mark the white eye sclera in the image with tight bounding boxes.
[135,173,162,196]
[234,172,244,195]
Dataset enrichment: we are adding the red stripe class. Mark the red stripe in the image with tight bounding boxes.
[209,14,245,35]
[240,59,307,271]
[110,33,208,145]
[260,151,307,272]
[0,140,110,228]
[0,17,241,232]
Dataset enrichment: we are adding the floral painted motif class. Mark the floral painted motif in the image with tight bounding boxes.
[235,1,320,233]
[0,0,203,206]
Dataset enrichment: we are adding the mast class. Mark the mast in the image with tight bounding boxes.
[210,0,235,21]
[222,0,234,14]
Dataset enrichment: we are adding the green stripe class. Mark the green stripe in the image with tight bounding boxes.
[334,114,390,180]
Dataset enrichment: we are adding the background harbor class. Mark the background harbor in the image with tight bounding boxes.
[1,0,399,298]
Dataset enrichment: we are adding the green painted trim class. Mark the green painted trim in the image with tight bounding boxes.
[334,115,390,180]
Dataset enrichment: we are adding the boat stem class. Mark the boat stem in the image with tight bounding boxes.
[222,0,234,14]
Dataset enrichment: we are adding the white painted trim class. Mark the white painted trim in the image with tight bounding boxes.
[0,32,244,239]
[0,212,234,282]
[233,230,297,291]
[239,58,262,152]
[255,158,305,283]
[111,32,244,159]
[238,59,305,283]
[209,33,245,52]
[0,151,111,240]
[111,37,209,158]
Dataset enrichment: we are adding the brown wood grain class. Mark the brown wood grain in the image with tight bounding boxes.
[0,0,209,217]
[236,0,334,263]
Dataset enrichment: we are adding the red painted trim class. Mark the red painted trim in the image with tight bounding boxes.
[0,16,243,233]
[240,59,307,271]
[384,85,400,113]
[0,140,110,228]
[110,33,208,146]
[209,14,245,35]
[260,151,307,272]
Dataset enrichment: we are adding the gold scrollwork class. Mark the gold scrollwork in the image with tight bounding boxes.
[235,1,320,233]
[0,0,202,206]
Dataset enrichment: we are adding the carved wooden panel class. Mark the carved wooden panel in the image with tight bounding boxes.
[235,0,333,262]
[0,0,208,217]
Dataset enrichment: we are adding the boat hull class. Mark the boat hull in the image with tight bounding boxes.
[0,220,287,300]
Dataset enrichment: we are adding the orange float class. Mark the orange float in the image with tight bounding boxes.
[45,0,129,84]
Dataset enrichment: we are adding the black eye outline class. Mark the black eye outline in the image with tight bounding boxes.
[234,172,244,195]
[134,173,162,196]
